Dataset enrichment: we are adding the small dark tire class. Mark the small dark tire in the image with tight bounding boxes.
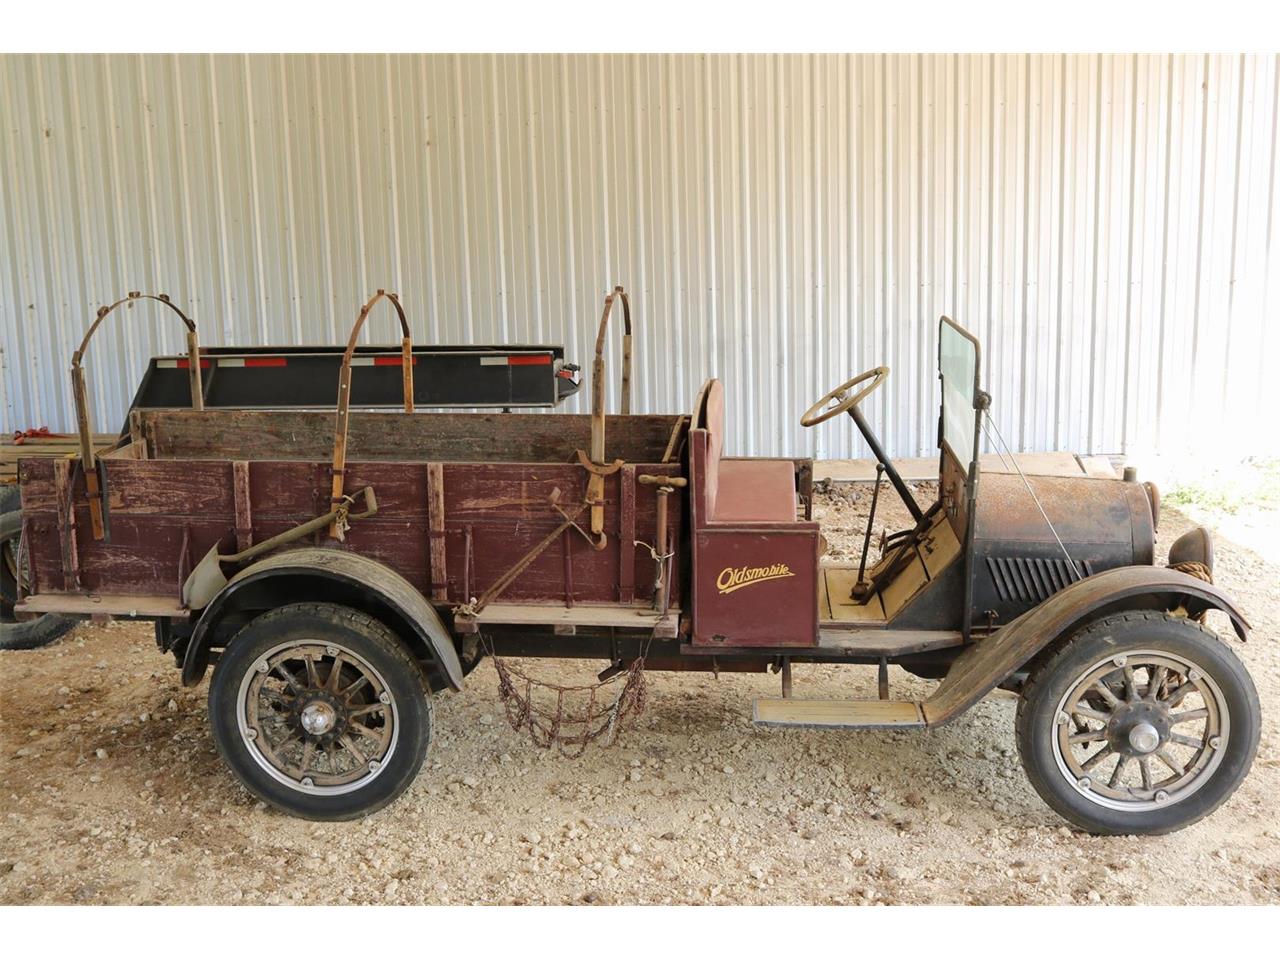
[1,491,76,650]
[1016,611,1260,835]
[208,602,433,820]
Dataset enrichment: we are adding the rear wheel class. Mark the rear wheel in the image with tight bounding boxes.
[1016,611,1259,835]
[1,487,76,651]
[208,602,433,820]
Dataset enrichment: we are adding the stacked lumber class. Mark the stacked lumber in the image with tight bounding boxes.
[1,432,118,484]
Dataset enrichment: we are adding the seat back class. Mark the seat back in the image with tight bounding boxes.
[689,378,724,525]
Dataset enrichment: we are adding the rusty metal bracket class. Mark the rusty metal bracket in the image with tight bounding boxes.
[574,449,625,477]
[329,289,415,538]
[573,449,623,552]
[454,499,591,621]
[72,292,201,540]
[550,494,607,550]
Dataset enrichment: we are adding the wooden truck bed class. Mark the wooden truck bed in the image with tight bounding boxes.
[16,409,687,627]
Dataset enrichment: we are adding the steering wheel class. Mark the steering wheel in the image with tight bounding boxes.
[800,366,889,428]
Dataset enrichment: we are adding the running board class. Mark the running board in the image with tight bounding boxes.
[752,698,926,730]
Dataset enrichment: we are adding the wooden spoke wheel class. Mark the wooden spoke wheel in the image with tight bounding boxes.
[209,603,432,820]
[240,641,399,794]
[1016,612,1259,835]
[1051,650,1226,809]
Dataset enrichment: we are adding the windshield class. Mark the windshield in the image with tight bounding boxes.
[938,317,981,471]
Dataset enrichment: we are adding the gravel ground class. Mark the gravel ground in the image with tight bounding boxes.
[2,484,1278,905]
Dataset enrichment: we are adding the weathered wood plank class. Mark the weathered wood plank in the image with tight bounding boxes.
[100,459,236,516]
[70,516,228,596]
[232,460,252,551]
[15,593,188,617]
[53,458,79,591]
[427,463,447,600]
[142,410,684,464]
[13,457,57,509]
[464,601,679,628]
[244,460,427,519]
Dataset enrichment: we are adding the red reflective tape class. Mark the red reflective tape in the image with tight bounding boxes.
[373,356,418,366]
[174,359,212,369]
[244,357,287,367]
[508,354,552,366]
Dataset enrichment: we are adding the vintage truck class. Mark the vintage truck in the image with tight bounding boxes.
[10,287,1259,834]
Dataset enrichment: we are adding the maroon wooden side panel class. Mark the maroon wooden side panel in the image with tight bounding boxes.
[691,527,819,647]
[437,462,682,605]
[18,457,71,596]
[19,457,238,597]
[19,452,682,611]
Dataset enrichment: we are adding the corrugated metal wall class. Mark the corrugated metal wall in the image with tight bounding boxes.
[3,54,1277,460]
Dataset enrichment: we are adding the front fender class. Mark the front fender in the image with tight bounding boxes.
[922,566,1249,726]
[181,548,463,691]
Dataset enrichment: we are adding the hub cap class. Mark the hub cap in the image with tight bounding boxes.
[1127,721,1160,754]
[236,640,398,795]
[1052,649,1228,811]
[300,700,338,736]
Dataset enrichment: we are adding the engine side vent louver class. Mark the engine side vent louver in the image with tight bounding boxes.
[986,556,1094,603]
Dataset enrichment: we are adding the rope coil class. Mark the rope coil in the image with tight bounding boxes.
[1168,560,1213,623]
[1169,560,1212,585]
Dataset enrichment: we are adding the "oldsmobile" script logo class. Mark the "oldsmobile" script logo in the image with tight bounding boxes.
[716,563,795,595]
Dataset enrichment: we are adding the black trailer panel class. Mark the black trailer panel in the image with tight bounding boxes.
[128,344,580,414]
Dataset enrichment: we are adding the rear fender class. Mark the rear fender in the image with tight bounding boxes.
[922,566,1249,726]
[181,548,463,691]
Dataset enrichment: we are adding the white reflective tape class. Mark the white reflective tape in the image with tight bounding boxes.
[219,358,246,368]
[350,357,375,366]
[479,356,508,366]
[157,359,179,368]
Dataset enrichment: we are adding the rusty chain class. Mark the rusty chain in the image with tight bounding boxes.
[480,634,650,758]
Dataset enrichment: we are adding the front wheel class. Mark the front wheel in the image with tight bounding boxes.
[1016,611,1259,835]
[208,602,433,820]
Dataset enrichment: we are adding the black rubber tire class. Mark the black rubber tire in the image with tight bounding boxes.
[208,602,433,820]
[1,488,76,650]
[1016,611,1260,835]
[0,609,79,651]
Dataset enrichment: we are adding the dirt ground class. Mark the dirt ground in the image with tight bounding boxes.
[2,483,1278,905]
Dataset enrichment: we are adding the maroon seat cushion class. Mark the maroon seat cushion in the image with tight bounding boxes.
[714,459,797,523]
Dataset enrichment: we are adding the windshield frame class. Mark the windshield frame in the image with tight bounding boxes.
[937,316,983,477]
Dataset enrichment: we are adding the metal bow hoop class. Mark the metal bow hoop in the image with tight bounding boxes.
[799,366,890,428]
[577,285,634,547]
[72,292,203,540]
[329,289,415,538]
